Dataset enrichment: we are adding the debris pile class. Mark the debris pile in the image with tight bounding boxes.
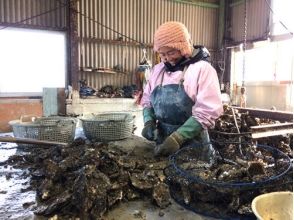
[211,105,293,157]
[165,105,293,219]
[166,140,292,218]
[2,105,292,219]
[96,85,137,98]
[3,139,170,219]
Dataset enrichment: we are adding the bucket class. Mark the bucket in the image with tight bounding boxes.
[251,191,293,220]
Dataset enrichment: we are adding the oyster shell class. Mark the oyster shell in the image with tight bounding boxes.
[152,182,171,208]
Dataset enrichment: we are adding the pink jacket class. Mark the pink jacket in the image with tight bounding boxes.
[141,61,223,129]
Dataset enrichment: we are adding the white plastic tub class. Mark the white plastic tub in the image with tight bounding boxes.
[251,191,293,220]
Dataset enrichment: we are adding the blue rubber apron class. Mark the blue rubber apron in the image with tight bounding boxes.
[150,67,214,162]
[150,66,197,144]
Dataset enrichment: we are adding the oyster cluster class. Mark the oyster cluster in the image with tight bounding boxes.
[2,105,292,219]
[164,105,293,218]
[4,139,171,219]
[211,105,293,157]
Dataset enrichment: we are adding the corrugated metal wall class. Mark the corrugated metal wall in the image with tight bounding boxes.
[77,0,220,90]
[0,0,274,91]
[0,0,67,29]
[0,0,220,90]
[230,0,270,44]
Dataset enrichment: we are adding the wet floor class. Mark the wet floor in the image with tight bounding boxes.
[0,134,217,220]
[0,140,41,220]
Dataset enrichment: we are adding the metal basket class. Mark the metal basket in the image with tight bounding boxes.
[9,116,77,145]
[80,113,134,141]
[169,143,291,189]
[165,141,292,219]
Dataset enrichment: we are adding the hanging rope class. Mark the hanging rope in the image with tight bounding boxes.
[0,0,71,31]
[242,0,247,87]
[264,0,293,36]
[0,0,147,49]
[239,0,248,108]
[140,48,148,64]
[56,0,146,48]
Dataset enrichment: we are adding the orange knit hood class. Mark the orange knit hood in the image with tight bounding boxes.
[153,21,193,57]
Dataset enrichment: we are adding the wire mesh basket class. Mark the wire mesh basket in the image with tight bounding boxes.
[164,141,292,219]
[80,112,134,141]
[170,142,291,189]
[9,116,77,146]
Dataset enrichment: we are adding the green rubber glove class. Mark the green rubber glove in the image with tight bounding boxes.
[141,107,157,141]
[154,117,203,157]
[143,107,155,123]
[176,116,203,140]
[154,132,184,157]
[141,120,157,141]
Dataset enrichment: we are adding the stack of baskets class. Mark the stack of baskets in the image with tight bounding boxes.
[9,116,77,146]
[80,112,134,141]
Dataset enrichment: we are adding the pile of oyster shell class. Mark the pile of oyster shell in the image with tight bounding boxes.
[4,140,170,219]
[164,105,293,218]
[211,105,292,157]
[2,105,292,219]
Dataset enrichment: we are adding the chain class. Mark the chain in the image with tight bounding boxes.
[242,0,247,87]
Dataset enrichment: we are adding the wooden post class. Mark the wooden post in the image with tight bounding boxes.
[67,0,79,91]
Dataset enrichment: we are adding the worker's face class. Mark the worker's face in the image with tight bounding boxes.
[158,47,183,66]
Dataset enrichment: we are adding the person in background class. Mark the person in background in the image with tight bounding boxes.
[140,21,223,157]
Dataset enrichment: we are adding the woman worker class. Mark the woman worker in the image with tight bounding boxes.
[140,21,223,157]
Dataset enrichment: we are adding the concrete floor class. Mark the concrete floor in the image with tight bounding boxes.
[104,199,216,220]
